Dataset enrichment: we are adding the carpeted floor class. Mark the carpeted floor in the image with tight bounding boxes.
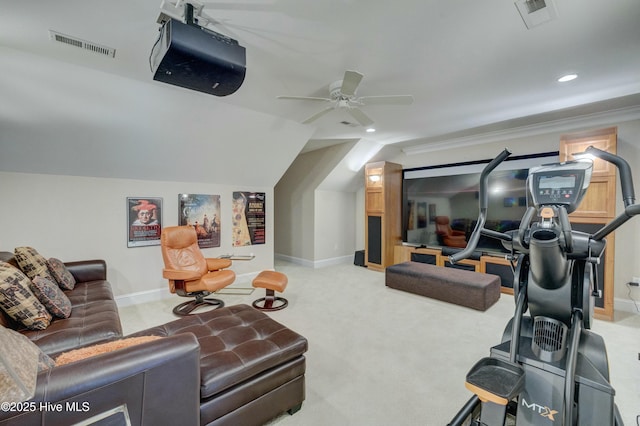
[119,260,640,426]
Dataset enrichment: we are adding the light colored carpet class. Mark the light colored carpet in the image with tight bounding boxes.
[119,260,640,426]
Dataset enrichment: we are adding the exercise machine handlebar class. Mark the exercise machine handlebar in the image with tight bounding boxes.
[581,146,640,241]
[449,148,512,264]
[582,146,635,207]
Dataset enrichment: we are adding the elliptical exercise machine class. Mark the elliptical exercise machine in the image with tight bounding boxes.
[448,147,640,426]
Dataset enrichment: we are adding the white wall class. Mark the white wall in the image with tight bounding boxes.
[615,120,640,308]
[355,187,365,251]
[0,172,274,303]
[314,190,356,263]
[274,150,320,263]
[275,142,359,266]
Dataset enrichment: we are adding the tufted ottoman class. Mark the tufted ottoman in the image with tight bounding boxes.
[129,304,308,426]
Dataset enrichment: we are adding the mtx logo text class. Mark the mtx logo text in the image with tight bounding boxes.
[521,398,558,421]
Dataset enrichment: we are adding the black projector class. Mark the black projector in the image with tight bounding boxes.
[151,18,246,96]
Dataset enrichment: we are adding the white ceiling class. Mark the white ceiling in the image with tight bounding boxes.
[1,0,640,185]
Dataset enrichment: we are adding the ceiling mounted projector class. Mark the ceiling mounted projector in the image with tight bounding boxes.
[150,1,246,96]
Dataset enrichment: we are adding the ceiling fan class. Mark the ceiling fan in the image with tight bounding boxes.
[277,70,414,127]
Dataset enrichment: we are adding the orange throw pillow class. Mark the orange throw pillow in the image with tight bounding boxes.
[55,336,162,366]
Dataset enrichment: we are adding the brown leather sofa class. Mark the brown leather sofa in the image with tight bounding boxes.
[0,252,123,357]
[0,252,308,425]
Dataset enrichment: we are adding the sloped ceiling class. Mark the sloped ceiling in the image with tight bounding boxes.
[1,0,639,186]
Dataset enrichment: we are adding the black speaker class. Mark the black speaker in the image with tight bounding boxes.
[484,261,515,289]
[367,216,382,264]
[411,252,437,265]
[151,19,246,97]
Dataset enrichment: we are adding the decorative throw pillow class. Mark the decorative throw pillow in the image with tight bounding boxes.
[14,247,57,283]
[30,276,72,319]
[0,326,54,403]
[0,262,52,330]
[46,258,76,291]
[55,336,163,366]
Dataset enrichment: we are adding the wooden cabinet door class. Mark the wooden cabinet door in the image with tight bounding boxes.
[560,127,617,220]
[560,127,617,320]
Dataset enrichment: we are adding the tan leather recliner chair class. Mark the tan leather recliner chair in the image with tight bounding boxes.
[435,216,467,248]
[161,225,235,315]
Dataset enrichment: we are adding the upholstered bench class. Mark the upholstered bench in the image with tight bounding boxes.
[128,304,307,426]
[385,261,500,311]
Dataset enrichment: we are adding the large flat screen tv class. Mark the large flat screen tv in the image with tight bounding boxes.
[402,152,558,254]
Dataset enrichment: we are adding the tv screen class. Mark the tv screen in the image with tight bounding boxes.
[402,153,558,254]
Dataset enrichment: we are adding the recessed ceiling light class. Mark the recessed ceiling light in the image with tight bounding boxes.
[366,127,376,133]
[558,74,578,83]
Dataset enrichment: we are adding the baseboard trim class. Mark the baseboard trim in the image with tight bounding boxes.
[314,255,353,268]
[115,287,169,308]
[275,253,352,268]
[614,297,640,315]
[274,253,314,268]
[115,271,260,308]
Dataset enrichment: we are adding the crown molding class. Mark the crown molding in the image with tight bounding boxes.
[402,104,640,156]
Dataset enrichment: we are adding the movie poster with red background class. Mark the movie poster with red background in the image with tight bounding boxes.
[127,197,162,247]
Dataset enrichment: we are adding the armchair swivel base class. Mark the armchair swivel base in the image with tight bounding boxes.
[171,268,236,316]
[172,292,224,316]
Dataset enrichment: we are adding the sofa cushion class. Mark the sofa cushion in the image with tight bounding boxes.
[0,308,17,329]
[0,262,52,330]
[47,258,76,291]
[13,247,56,283]
[30,276,72,319]
[0,326,55,403]
[20,280,123,356]
[55,336,163,366]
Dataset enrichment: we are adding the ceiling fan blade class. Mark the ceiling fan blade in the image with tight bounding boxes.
[358,95,414,105]
[340,70,364,97]
[302,106,334,124]
[277,96,332,102]
[347,108,374,127]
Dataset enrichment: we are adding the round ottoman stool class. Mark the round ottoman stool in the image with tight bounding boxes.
[252,270,288,311]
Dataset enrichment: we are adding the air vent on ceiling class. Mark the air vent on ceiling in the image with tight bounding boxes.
[514,0,558,29]
[340,120,359,128]
[49,30,116,58]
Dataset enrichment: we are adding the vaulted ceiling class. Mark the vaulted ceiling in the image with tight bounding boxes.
[1,0,639,186]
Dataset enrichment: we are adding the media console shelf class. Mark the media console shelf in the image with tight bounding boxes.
[393,245,515,294]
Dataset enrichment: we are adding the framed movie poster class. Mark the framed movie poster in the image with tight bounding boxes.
[127,197,162,247]
[428,204,437,223]
[178,194,221,248]
[417,202,427,228]
[407,200,415,230]
[232,192,266,247]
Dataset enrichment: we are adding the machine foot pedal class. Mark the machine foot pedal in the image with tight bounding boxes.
[465,357,525,406]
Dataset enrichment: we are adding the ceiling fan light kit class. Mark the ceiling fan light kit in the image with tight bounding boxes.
[277,70,413,127]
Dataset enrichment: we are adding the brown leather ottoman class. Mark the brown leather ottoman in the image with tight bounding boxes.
[129,304,307,426]
[386,261,500,311]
